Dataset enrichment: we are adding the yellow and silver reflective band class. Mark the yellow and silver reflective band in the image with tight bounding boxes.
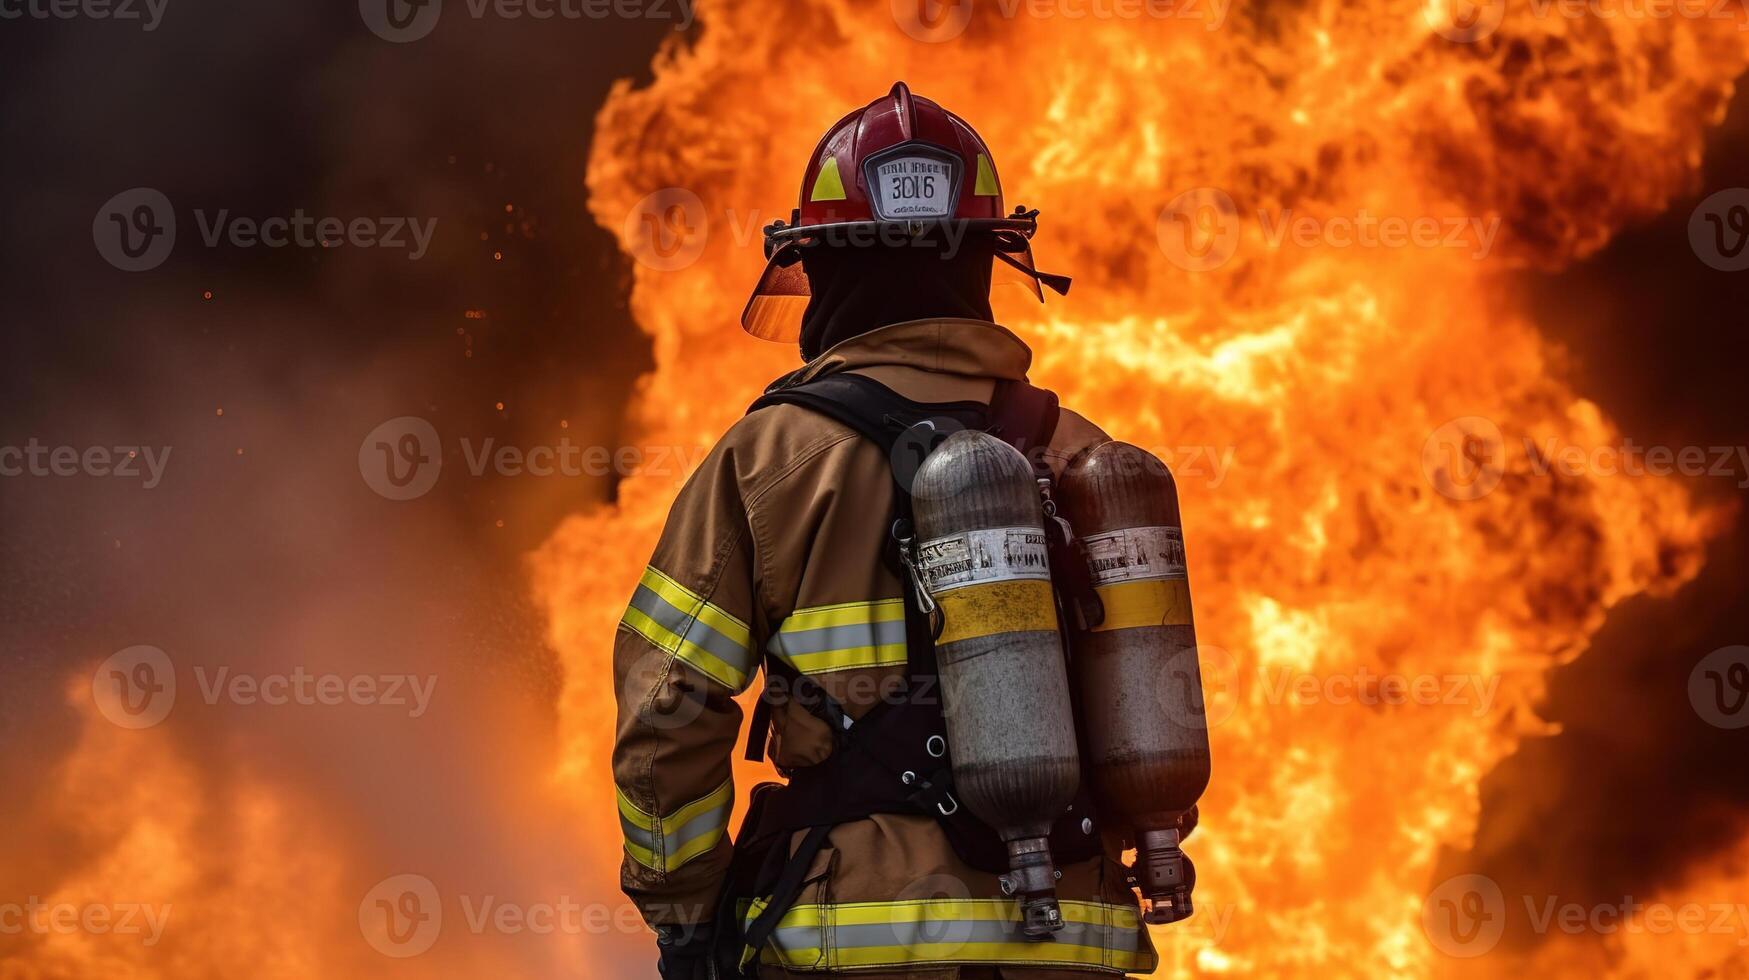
[742,898,1156,972]
[622,566,754,690]
[616,779,733,873]
[1081,526,1192,633]
[768,598,907,675]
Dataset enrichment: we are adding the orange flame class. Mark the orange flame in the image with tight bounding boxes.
[15,3,1749,978]
[534,1,1749,976]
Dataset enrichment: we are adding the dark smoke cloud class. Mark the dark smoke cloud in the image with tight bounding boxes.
[0,2,678,972]
[1447,81,1749,943]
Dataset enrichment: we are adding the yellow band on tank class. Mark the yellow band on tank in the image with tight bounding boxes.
[1090,579,1193,632]
[935,579,1059,645]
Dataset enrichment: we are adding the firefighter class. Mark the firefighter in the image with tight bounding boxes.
[612,82,1187,979]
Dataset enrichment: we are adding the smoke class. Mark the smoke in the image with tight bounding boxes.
[0,2,677,974]
[6,0,1749,975]
[1454,84,1749,928]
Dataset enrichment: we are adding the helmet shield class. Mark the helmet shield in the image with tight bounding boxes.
[741,245,811,342]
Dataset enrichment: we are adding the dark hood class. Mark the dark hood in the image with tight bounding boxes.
[797,237,995,362]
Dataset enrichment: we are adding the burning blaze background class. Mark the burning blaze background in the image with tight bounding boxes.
[4,0,1749,977]
[541,0,1749,975]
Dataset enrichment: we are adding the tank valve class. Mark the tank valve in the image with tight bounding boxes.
[998,837,1065,938]
[1136,826,1195,924]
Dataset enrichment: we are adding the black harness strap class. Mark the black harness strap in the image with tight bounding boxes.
[987,378,1060,477]
[738,823,832,960]
[742,372,986,763]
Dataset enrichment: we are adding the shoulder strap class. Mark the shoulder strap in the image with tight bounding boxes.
[751,373,1060,460]
[748,372,988,460]
[741,371,1065,758]
[987,378,1061,476]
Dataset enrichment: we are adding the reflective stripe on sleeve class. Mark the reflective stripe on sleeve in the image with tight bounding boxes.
[743,898,1156,972]
[768,598,908,675]
[621,566,755,691]
[616,779,733,874]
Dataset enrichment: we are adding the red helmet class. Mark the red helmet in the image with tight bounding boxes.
[741,81,1070,342]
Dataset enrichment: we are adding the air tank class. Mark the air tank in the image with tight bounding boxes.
[1058,441,1211,924]
[908,430,1080,938]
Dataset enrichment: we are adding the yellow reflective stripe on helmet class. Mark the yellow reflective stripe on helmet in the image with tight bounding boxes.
[934,579,1059,645]
[974,153,1000,196]
[768,598,908,675]
[809,156,847,202]
[1090,578,1193,632]
[616,780,733,873]
[622,566,755,691]
[743,898,1155,972]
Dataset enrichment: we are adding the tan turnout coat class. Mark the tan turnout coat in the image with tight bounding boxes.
[612,319,1157,977]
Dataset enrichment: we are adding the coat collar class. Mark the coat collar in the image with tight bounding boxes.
[792,318,1034,384]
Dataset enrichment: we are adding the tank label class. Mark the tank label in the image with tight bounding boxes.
[917,526,1052,593]
[1082,526,1187,584]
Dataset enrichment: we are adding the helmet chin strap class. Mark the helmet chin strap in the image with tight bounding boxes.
[995,249,1073,296]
